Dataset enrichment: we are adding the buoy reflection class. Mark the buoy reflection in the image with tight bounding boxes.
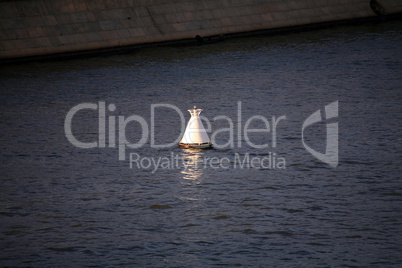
[180,148,204,182]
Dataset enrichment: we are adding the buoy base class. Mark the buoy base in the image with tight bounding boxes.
[178,142,213,149]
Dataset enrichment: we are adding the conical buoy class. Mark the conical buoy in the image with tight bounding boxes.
[178,106,213,149]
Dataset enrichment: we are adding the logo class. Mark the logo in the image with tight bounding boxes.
[64,101,339,170]
[302,101,339,167]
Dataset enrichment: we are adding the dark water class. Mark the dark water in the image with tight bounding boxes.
[1,20,402,267]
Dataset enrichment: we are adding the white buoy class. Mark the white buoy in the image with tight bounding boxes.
[178,106,213,149]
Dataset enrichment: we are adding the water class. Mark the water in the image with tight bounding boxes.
[1,20,402,267]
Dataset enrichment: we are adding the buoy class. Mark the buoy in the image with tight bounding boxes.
[178,106,213,149]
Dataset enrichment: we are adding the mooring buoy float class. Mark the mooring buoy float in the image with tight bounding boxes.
[178,106,212,149]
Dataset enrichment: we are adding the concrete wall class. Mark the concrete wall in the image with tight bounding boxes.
[1,0,402,60]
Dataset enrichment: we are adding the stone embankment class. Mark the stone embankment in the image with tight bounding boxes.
[1,0,401,60]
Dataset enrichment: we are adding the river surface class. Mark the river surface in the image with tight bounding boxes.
[1,20,402,267]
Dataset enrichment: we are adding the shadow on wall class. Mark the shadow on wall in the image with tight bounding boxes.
[370,0,386,15]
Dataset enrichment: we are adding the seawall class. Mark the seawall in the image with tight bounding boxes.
[1,0,402,60]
